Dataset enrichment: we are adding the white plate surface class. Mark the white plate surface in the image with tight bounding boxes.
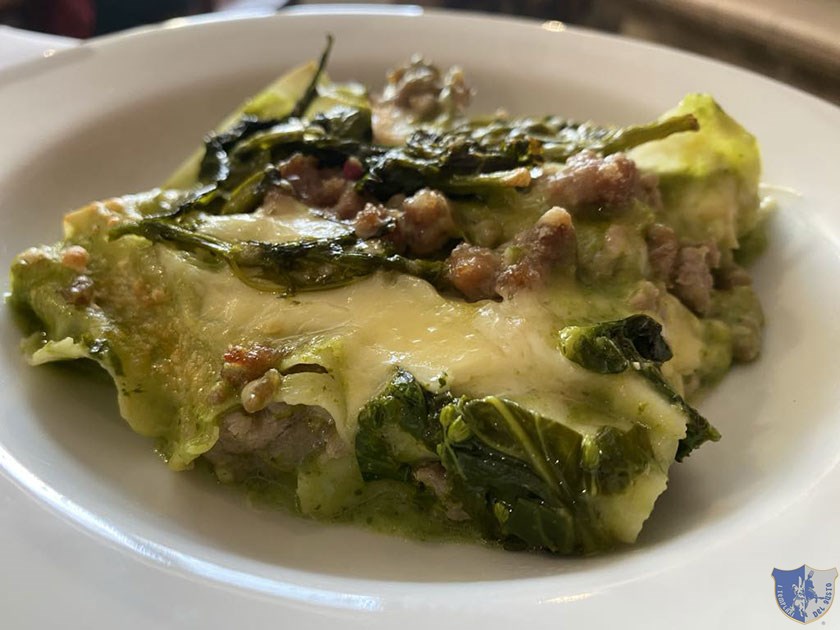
[1,8,839,629]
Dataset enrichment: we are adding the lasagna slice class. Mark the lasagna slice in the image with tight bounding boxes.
[8,45,766,554]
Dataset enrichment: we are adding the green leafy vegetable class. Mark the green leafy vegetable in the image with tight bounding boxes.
[111,219,447,295]
[353,370,659,554]
[558,315,720,460]
[166,44,699,219]
[355,369,443,482]
[356,128,538,199]
[355,114,697,200]
[452,113,698,161]
[290,34,334,119]
[197,36,335,185]
[438,396,657,553]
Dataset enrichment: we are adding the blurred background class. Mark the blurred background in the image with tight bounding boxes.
[1,0,838,104]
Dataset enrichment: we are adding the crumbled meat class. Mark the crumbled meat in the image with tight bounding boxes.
[543,150,642,210]
[628,281,662,313]
[279,153,365,219]
[412,463,470,522]
[353,203,397,239]
[342,157,365,181]
[353,188,460,256]
[714,263,753,289]
[272,153,369,219]
[647,225,734,315]
[387,56,442,118]
[381,56,471,120]
[331,186,366,220]
[373,57,472,145]
[213,407,288,455]
[439,66,472,114]
[221,343,282,388]
[646,223,679,281]
[443,207,577,301]
[279,154,347,208]
[587,224,632,281]
[60,245,89,273]
[204,403,336,480]
[671,242,721,315]
[63,275,94,307]
[393,188,457,256]
[445,243,500,301]
[495,207,576,299]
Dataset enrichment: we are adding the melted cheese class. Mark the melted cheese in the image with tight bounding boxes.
[155,207,686,464]
[198,196,353,243]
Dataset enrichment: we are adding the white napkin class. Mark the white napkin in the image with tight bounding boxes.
[0,25,78,73]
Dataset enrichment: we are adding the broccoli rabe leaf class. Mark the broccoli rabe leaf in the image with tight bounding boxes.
[195,36,336,187]
[311,105,373,141]
[582,425,654,494]
[438,396,655,554]
[167,47,700,218]
[111,219,447,295]
[356,127,537,199]
[189,110,695,207]
[356,113,697,200]
[290,34,334,119]
[352,370,660,554]
[558,314,673,373]
[355,369,444,482]
[456,113,698,164]
[558,314,720,461]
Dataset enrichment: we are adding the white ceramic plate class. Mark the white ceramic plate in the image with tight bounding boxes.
[1,7,839,628]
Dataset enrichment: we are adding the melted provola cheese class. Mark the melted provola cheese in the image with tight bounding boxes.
[156,207,687,463]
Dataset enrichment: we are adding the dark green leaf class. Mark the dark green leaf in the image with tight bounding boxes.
[357,128,537,199]
[580,425,653,495]
[558,315,720,460]
[187,36,339,212]
[289,34,334,120]
[500,498,576,554]
[437,395,656,554]
[355,369,444,482]
[217,166,288,216]
[311,105,372,141]
[111,219,448,295]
